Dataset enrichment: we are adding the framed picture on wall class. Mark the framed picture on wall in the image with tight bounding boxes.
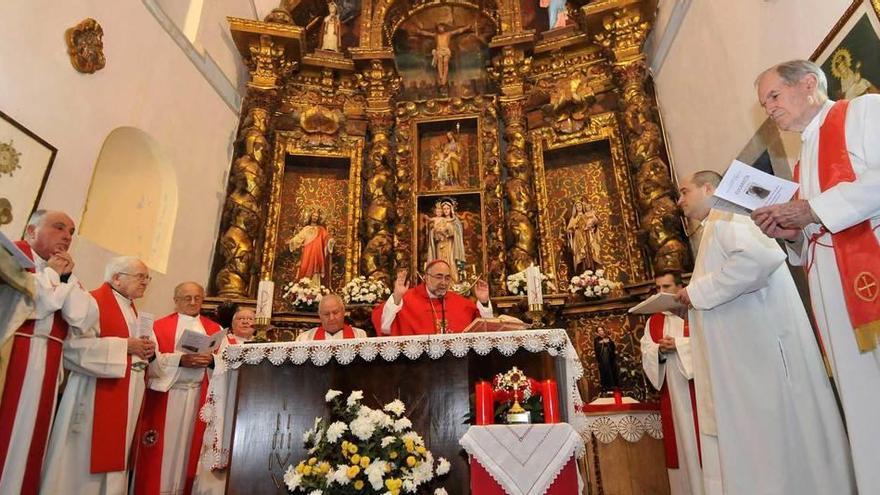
[0,110,57,238]
[812,0,880,100]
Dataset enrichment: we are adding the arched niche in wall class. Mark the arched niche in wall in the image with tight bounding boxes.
[80,127,178,272]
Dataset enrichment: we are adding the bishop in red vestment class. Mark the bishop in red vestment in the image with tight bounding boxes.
[372,260,492,336]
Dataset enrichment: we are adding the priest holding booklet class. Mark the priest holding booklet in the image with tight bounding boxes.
[372,259,493,335]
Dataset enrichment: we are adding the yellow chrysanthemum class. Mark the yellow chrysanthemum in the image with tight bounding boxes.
[389,451,398,459]
[416,446,426,455]
[359,456,371,468]
[354,480,365,490]
[308,457,317,466]
[406,456,417,467]
[295,463,305,474]
[351,454,361,465]
[404,438,414,452]
[302,465,313,476]
[348,444,358,454]
[347,465,360,479]
[319,462,331,474]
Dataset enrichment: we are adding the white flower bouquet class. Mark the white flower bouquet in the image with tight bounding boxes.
[340,276,390,305]
[568,269,616,299]
[284,390,450,495]
[506,269,548,296]
[282,278,330,310]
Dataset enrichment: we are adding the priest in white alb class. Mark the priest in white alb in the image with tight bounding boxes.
[640,271,701,495]
[752,59,880,493]
[41,256,156,494]
[676,171,854,494]
[0,210,97,495]
[132,282,222,495]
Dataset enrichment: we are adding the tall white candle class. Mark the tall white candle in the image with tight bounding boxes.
[256,280,274,319]
[525,265,544,306]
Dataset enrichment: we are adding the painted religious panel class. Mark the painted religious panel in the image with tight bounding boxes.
[415,193,484,285]
[391,5,493,99]
[417,118,479,192]
[272,155,351,311]
[812,0,880,100]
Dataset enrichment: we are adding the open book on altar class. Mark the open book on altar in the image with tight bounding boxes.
[462,315,528,333]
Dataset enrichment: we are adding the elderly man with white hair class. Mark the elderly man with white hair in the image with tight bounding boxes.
[296,294,367,341]
[751,59,880,492]
[0,210,97,495]
[41,256,155,495]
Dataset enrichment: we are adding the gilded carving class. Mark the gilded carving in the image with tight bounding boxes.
[215,107,271,297]
[66,18,105,74]
[362,112,395,283]
[500,99,538,274]
[593,7,691,273]
[246,34,297,90]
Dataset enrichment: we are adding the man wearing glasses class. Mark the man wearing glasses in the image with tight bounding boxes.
[42,256,155,494]
[372,259,492,336]
[132,282,222,495]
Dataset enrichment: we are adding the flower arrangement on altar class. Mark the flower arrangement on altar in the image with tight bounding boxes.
[505,269,549,296]
[340,276,390,305]
[473,367,561,425]
[568,269,616,299]
[282,278,330,311]
[284,390,451,495]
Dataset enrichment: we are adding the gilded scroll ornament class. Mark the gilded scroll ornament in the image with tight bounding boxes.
[66,18,105,74]
[247,34,297,90]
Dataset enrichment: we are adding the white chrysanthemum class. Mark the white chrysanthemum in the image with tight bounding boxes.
[326,421,348,443]
[434,489,448,495]
[329,464,351,485]
[436,457,450,475]
[401,431,424,445]
[393,417,412,432]
[325,389,342,402]
[380,435,397,448]
[308,490,323,495]
[364,459,388,490]
[350,416,376,441]
[347,390,364,406]
[283,465,302,490]
[384,399,406,416]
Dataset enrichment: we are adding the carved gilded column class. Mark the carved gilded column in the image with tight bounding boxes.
[356,59,400,281]
[362,111,395,283]
[491,46,538,278]
[213,24,300,297]
[593,7,690,273]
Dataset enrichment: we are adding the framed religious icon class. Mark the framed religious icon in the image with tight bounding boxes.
[415,193,485,286]
[0,110,57,238]
[812,0,880,100]
[416,118,480,193]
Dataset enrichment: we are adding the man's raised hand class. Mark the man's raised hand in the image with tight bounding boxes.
[393,269,409,304]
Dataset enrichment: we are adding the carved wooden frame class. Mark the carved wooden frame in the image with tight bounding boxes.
[259,132,365,286]
[530,111,646,286]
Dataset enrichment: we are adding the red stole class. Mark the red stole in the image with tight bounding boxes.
[648,313,700,469]
[88,283,133,473]
[803,100,880,352]
[371,284,480,336]
[133,313,220,495]
[313,325,356,340]
[0,240,69,495]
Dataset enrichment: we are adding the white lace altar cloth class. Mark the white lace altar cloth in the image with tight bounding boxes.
[583,410,663,443]
[460,424,585,495]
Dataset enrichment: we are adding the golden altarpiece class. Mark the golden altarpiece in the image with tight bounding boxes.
[209,0,689,490]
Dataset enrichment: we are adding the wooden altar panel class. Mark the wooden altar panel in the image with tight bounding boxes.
[584,435,669,495]
[226,349,571,495]
[227,356,471,495]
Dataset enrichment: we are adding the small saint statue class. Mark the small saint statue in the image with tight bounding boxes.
[320,0,341,52]
[566,200,601,273]
[594,328,620,393]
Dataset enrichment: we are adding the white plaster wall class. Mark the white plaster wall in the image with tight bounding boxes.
[0,1,254,314]
[651,0,852,181]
